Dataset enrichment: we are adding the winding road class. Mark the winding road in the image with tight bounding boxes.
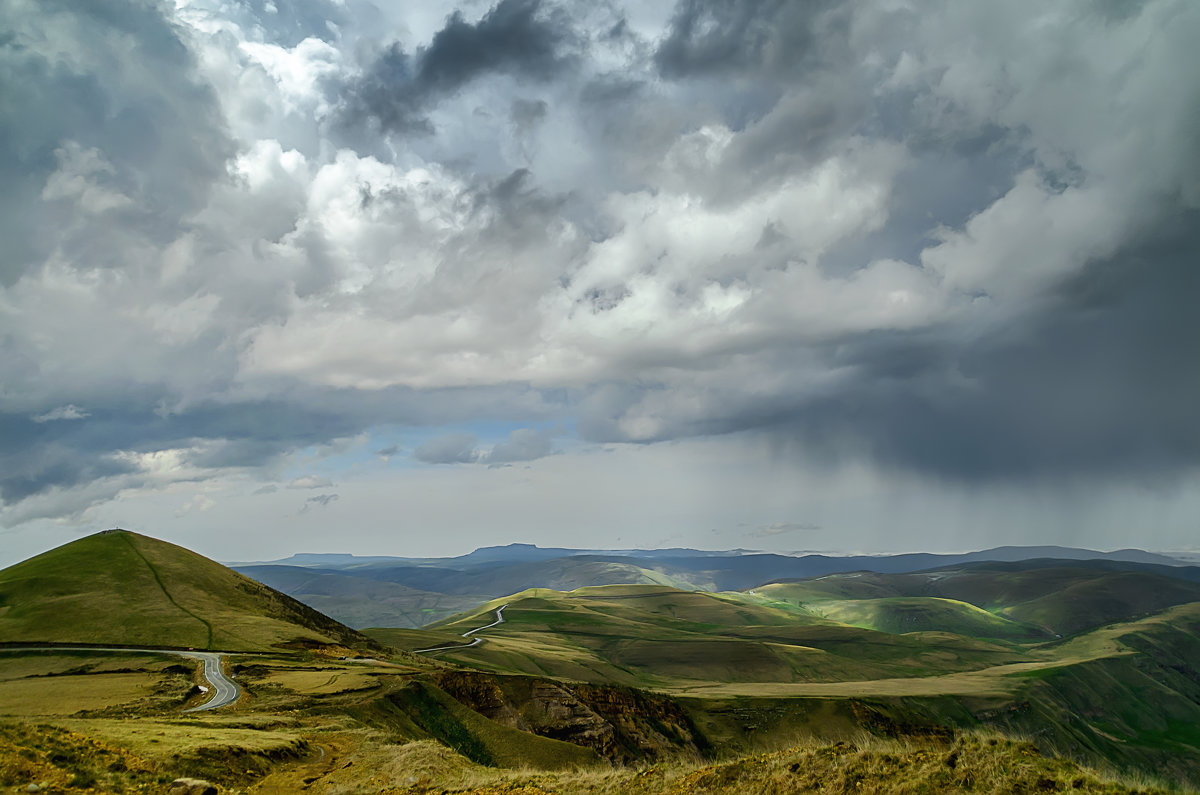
[2,646,240,711]
[179,650,240,711]
[414,604,507,654]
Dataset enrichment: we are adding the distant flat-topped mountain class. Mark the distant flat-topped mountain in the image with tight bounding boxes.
[0,529,374,652]
[234,543,1184,570]
[953,545,1181,566]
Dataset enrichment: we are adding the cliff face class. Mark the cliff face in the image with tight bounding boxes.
[429,671,705,763]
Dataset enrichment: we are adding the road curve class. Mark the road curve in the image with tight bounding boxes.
[0,646,240,711]
[414,604,507,654]
[179,651,240,711]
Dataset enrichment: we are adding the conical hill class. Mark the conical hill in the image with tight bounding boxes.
[0,529,374,651]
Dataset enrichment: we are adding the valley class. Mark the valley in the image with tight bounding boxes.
[2,530,1199,793]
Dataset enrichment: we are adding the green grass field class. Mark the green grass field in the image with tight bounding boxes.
[0,530,372,651]
[756,567,1200,638]
[392,585,1030,689]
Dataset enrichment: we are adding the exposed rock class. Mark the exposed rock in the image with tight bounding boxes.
[167,778,218,795]
[518,680,619,757]
[430,671,703,762]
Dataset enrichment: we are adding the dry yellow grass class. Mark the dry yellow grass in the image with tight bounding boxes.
[2,714,1177,794]
[0,653,168,681]
[51,717,306,759]
[263,669,381,695]
[655,641,1140,699]
[0,673,161,716]
[238,733,1171,794]
[476,735,1166,794]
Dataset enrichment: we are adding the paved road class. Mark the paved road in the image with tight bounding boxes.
[179,651,240,711]
[1,646,240,711]
[414,604,507,654]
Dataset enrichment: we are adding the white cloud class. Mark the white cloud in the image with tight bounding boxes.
[237,37,343,117]
[31,404,90,423]
[288,475,335,489]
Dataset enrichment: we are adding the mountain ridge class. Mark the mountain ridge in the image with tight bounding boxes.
[229,543,1184,569]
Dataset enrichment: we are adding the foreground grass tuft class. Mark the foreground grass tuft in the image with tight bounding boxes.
[398,733,1178,795]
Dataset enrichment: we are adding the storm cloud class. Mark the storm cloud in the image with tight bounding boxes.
[341,0,578,134]
[3,0,1199,560]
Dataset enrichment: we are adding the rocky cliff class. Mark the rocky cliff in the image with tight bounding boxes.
[429,670,706,763]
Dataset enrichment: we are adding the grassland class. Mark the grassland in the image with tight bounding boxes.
[313,733,1174,795]
[377,585,1030,689]
[0,650,195,716]
[0,530,372,651]
[810,596,1044,638]
[3,715,1172,794]
[3,534,1200,792]
[365,581,1200,788]
[756,566,1200,637]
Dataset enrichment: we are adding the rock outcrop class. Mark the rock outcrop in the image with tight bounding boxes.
[430,671,704,762]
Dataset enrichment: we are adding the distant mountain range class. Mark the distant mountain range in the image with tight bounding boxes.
[231,543,1184,569]
[231,544,1193,629]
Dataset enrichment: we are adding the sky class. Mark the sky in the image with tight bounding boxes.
[2,0,1199,566]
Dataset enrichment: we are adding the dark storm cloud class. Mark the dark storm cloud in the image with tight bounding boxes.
[5,0,1200,545]
[654,0,844,79]
[0,398,355,502]
[341,0,577,134]
[0,0,232,285]
[580,211,1200,483]
[420,0,572,91]
[0,440,139,504]
[0,381,559,510]
[0,413,128,502]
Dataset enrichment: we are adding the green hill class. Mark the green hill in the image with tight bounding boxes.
[0,529,374,652]
[757,566,1200,637]
[813,597,1046,639]
[375,585,1025,688]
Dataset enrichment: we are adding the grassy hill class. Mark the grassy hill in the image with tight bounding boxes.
[234,548,1200,631]
[375,574,1200,786]
[0,530,374,651]
[232,559,702,629]
[757,565,1200,637]
[323,558,701,596]
[2,537,1198,792]
[811,596,1046,639]
[371,585,1026,688]
[371,584,1200,785]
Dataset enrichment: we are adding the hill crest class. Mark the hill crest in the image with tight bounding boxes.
[0,529,374,652]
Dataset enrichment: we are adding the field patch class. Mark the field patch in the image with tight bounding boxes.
[263,668,381,695]
[0,673,163,716]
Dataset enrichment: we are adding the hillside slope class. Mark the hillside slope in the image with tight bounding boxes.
[0,530,374,651]
[758,565,1200,637]
[375,585,1026,687]
[234,565,485,628]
